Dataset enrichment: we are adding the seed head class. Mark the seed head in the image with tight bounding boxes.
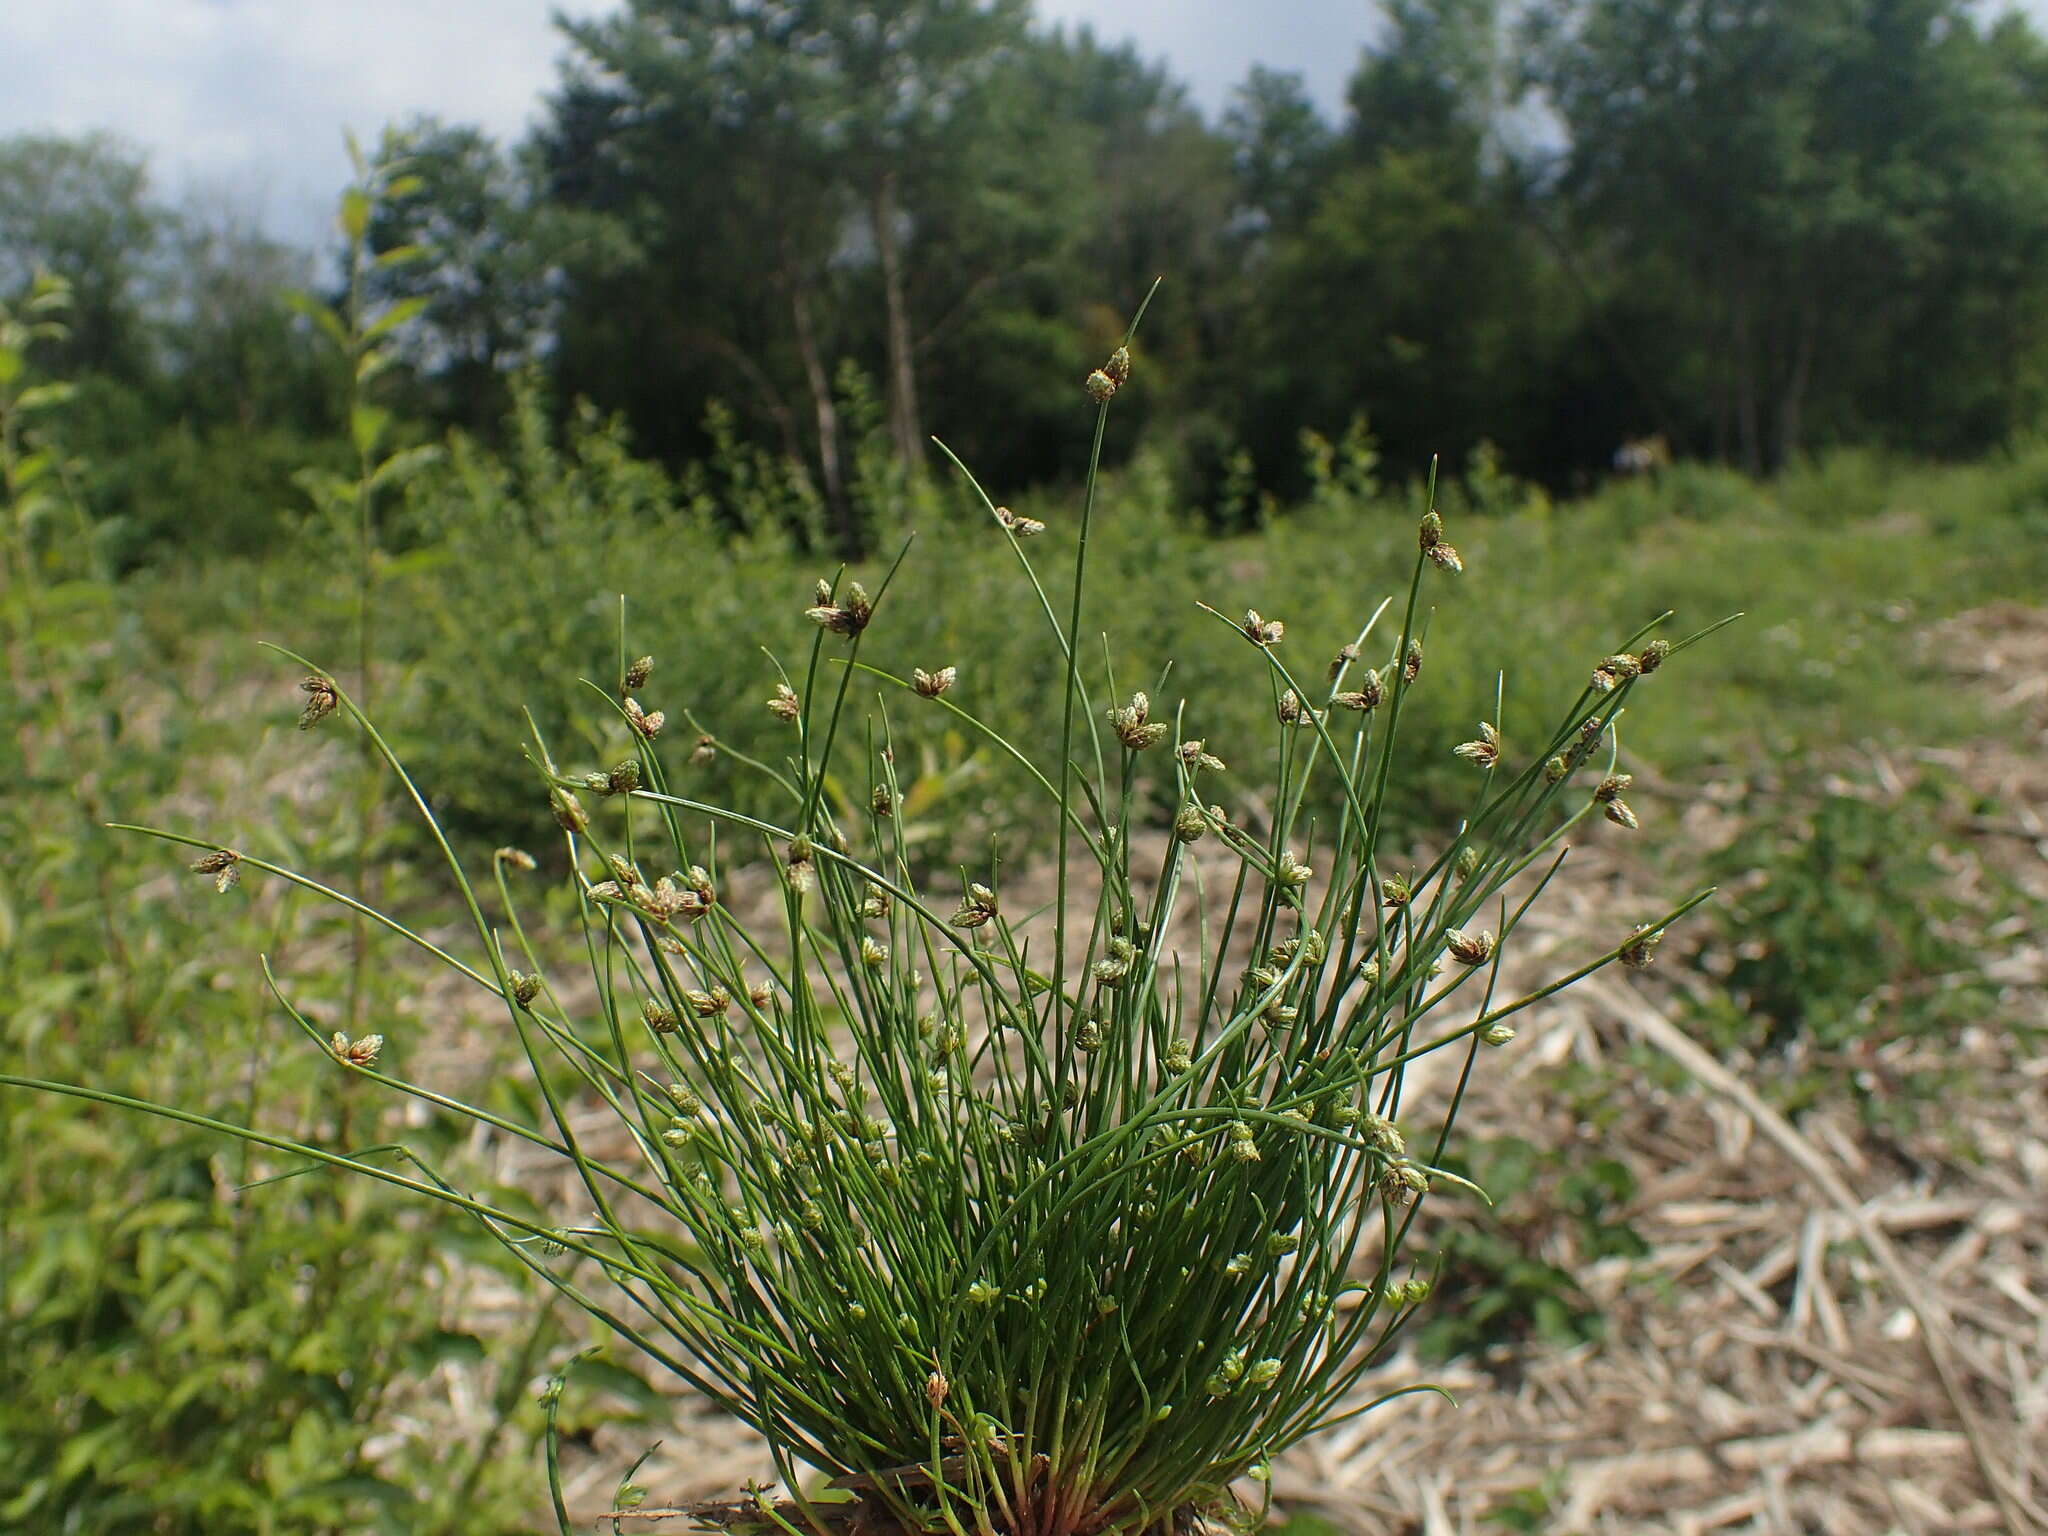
[861,882,892,920]
[1637,638,1672,674]
[1329,641,1360,681]
[1591,650,1642,691]
[1594,772,1632,802]
[508,970,542,1007]
[870,784,895,818]
[495,846,537,871]
[1480,1021,1516,1047]
[1247,1358,1283,1389]
[1226,1121,1261,1163]
[1177,738,1226,773]
[298,675,339,729]
[912,666,956,698]
[1605,799,1640,830]
[1359,1111,1405,1156]
[1403,638,1423,682]
[1241,610,1285,647]
[805,580,872,638]
[1103,345,1132,386]
[1620,923,1662,969]
[994,505,1045,538]
[683,986,731,1019]
[666,1081,702,1114]
[623,696,665,739]
[1446,927,1495,966]
[1380,1159,1429,1204]
[926,1369,950,1409]
[860,936,889,969]
[1110,691,1168,751]
[1173,803,1208,844]
[550,788,588,834]
[748,979,775,1010]
[950,883,998,929]
[1544,754,1569,783]
[1276,689,1321,727]
[1419,510,1464,571]
[1274,849,1313,888]
[768,683,801,722]
[189,848,241,894]
[625,655,653,690]
[1601,653,1643,683]
[1075,1016,1103,1052]
[1092,936,1137,986]
[1380,873,1413,908]
[1455,845,1482,879]
[691,734,717,766]
[1163,1038,1193,1074]
[1453,721,1501,768]
[330,1032,383,1067]
[1084,368,1117,403]
[598,759,641,796]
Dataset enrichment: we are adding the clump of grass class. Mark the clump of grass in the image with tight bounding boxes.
[10,296,1722,1535]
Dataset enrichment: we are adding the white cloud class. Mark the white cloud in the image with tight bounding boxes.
[0,0,607,243]
[1035,0,1367,115]
[9,0,2045,248]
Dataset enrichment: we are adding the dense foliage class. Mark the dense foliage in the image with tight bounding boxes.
[10,0,2048,562]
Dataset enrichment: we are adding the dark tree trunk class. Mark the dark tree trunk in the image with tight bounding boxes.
[871,170,924,472]
[788,275,854,555]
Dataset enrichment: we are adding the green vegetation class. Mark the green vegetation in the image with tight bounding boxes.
[15,297,1732,1534]
[5,0,2048,1523]
[11,0,2048,558]
[3,267,2042,1524]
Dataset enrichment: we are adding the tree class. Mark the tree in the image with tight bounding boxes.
[1230,0,1574,489]
[1527,0,2048,466]
[1222,66,1334,241]
[362,119,560,432]
[537,0,1062,550]
[0,133,160,381]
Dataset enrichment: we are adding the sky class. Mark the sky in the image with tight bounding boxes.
[4,0,2040,250]
[0,0,1369,249]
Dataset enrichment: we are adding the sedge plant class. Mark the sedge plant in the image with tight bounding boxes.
[7,296,1725,1535]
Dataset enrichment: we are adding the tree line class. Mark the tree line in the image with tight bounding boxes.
[8,0,2048,558]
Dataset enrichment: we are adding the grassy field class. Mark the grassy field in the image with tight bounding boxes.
[5,419,2044,1531]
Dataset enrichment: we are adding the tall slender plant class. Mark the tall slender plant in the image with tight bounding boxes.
[287,133,440,1031]
[8,295,1722,1534]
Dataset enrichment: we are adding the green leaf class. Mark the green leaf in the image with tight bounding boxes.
[374,243,430,270]
[339,187,372,244]
[0,345,21,388]
[15,382,77,412]
[370,444,443,494]
[283,289,351,355]
[363,296,430,343]
[351,403,392,458]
